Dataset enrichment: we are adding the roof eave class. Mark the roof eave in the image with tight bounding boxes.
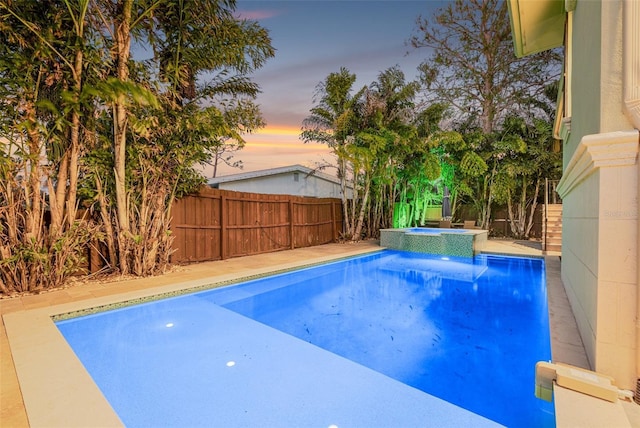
[507,0,567,58]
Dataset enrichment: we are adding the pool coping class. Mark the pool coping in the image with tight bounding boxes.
[2,240,637,427]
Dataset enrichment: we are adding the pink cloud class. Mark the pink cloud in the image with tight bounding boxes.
[235,9,281,21]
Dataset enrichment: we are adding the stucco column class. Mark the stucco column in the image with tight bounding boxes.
[637,139,640,385]
[557,130,639,390]
[623,0,640,130]
[622,0,640,387]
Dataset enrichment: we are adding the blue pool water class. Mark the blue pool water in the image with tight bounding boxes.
[57,250,554,427]
[405,227,469,233]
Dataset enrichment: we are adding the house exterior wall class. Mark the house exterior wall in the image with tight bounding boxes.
[565,0,601,165]
[557,0,639,390]
[216,172,349,199]
[561,171,600,364]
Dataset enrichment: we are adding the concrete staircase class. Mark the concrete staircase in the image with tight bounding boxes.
[544,204,563,252]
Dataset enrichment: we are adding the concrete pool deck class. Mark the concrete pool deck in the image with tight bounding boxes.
[1,239,638,427]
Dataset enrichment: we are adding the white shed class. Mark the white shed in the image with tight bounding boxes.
[207,165,353,199]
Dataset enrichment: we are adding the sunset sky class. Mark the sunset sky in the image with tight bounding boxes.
[208,0,448,177]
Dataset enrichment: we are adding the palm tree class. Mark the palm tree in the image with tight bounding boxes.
[301,67,365,239]
[363,68,441,232]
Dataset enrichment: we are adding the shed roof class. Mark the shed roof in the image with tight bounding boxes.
[207,164,350,188]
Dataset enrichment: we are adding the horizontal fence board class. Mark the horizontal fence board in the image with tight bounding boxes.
[170,187,343,263]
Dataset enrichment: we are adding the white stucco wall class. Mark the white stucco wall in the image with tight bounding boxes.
[216,172,349,199]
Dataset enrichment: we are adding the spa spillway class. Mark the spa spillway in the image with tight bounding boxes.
[379,227,488,257]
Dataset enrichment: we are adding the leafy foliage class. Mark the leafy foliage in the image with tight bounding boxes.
[410,0,561,134]
[409,0,562,230]
[0,0,274,292]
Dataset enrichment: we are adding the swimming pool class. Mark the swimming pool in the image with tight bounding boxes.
[56,250,553,427]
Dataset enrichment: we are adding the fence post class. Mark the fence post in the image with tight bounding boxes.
[331,201,337,242]
[221,195,227,260]
[289,199,295,249]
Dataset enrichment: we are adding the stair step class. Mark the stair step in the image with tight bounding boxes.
[544,202,562,253]
[546,226,563,232]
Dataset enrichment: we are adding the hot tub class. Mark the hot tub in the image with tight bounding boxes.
[379,227,488,257]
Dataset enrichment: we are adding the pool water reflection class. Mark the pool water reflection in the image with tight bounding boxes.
[57,250,553,427]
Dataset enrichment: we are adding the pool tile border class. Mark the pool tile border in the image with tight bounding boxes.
[51,250,385,322]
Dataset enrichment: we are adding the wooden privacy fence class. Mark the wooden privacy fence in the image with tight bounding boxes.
[171,187,343,263]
